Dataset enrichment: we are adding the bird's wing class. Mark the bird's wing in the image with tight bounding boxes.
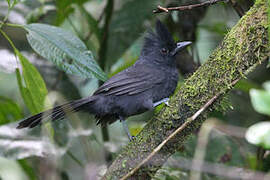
[94,65,164,96]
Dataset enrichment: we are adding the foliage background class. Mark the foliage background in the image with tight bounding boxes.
[0,0,269,179]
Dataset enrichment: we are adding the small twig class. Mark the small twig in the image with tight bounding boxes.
[120,78,240,180]
[153,0,229,14]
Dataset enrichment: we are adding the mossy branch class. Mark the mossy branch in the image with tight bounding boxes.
[103,0,270,179]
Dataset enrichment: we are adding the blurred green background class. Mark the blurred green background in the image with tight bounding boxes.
[0,0,269,179]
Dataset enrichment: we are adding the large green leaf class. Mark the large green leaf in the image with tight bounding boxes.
[23,23,108,81]
[0,96,23,125]
[15,50,48,114]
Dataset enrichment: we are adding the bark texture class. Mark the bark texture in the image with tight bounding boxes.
[104,0,270,179]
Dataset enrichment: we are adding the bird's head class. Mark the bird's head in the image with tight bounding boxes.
[141,20,191,65]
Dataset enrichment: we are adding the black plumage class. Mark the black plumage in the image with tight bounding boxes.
[17,20,191,138]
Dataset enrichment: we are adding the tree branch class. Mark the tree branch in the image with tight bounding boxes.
[120,78,239,180]
[153,0,229,14]
[104,0,269,179]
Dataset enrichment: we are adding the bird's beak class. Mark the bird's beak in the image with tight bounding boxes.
[171,41,192,56]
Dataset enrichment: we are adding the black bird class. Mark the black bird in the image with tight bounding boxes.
[17,20,191,139]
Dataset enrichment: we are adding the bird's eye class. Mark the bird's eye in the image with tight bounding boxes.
[161,48,169,54]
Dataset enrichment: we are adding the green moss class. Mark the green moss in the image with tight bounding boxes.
[121,159,127,168]
[174,2,268,113]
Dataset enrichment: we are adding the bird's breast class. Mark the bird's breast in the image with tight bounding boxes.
[153,67,179,102]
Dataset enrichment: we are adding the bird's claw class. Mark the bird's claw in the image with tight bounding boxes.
[121,119,135,141]
[154,98,171,107]
[164,100,171,107]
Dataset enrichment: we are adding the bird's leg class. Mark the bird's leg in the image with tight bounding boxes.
[119,116,133,141]
[153,97,170,107]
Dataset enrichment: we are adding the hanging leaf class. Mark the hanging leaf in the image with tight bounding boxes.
[15,49,48,114]
[0,29,48,114]
[0,96,23,125]
[23,23,108,81]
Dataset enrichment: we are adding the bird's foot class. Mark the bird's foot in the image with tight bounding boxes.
[120,119,135,141]
[153,98,171,107]
[164,100,170,107]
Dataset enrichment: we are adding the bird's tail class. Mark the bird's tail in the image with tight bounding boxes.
[16,97,96,129]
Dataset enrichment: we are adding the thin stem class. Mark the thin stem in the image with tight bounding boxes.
[0,0,19,29]
[0,27,20,67]
[0,22,23,28]
[0,9,11,29]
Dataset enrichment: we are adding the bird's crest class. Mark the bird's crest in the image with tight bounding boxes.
[142,20,175,56]
[155,20,175,47]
